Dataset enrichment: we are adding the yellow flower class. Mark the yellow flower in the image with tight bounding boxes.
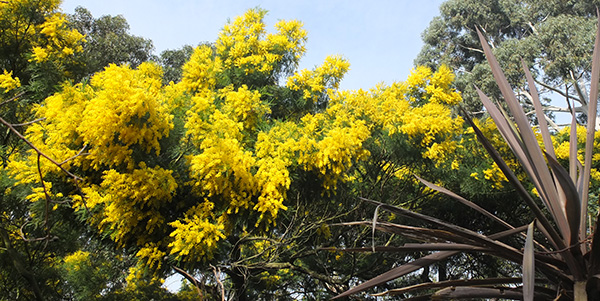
[0,70,20,92]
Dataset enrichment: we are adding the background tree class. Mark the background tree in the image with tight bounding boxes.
[67,6,155,81]
[416,0,600,124]
[156,45,195,84]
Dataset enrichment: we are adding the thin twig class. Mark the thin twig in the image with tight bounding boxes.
[0,115,82,181]
[18,218,56,242]
[10,118,46,127]
[0,91,24,107]
[211,264,226,301]
[37,154,51,236]
[538,236,593,255]
[58,144,88,166]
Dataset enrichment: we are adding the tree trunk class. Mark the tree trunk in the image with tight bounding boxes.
[438,261,447,282]
[575,281,588,301]
[587,277,600,301]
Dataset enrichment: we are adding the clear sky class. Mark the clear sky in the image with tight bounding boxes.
[59,0,445,91]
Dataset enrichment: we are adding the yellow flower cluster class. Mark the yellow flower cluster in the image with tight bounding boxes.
[31,13,84,63]
[12,63,173,187]
[326,66,463,167]
[553,125,600,182]
[400,102,462,145]
[406,65,461,105]
[125,262,164,291]
[168,212,226,259]
[554,125,588,163]
[216,8,307,75]
[0,70,20,93]
[80,63,172,170]
[63,250,90,272]
[181,45,222,91]
[135,242,166,273]
[82,163,177,246]
[220,84,271,131]
[254,156,291,220]
[287,55,350,101]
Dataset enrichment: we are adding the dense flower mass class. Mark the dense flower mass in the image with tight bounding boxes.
[7,8,472,288]
[31,13,85,63]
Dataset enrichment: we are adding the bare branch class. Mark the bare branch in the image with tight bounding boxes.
[570,70,588,106]
[458,43,484,54]
[534,79,584,105]
[527,21,538,35]
[0,92,24,107]
[211,265,225,301]
[173,266,203,298]
[0,115,82,181]
[10,118,46,127]
[58,144,89,166]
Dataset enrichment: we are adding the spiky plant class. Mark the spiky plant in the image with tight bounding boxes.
[332,14,600,301]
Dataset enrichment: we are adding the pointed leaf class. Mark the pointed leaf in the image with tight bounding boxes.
[331,251,459,299]
[521,58,555,159]
[332,244,491,252]
[580,8,600,247]
[372,205,381,252]
[358,198,525,262]
[547,154,581,247]
[523,222,535,301]
[462,109,563,251]
[415,175,515,230]
[475,88,552,212]
[358,198,571,282]
[433,287,522,299]
[373,277,529,297]
[569,101,578,183]
[477,29,566,236]
[333,222,570,299]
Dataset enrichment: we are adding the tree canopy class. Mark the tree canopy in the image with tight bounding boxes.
[3,1,600,300]
[417,0,600,120]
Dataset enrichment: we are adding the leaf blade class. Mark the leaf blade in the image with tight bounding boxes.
[523,222,535,301]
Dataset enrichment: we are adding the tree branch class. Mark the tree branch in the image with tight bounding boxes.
[0,91,24,107]
[211,264,225,301]
[10,118,46,127]
[533,79,584,105]
[0,115,82,181]
[172,266,203,298]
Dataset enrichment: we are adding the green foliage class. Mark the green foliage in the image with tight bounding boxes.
[67,6,155,81]
[417,0,599,114]
[337,16,600,300]
[6,1,594,300]
[157,45,195,84]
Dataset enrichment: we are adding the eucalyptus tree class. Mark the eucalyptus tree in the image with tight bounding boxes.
[417,0,600,126]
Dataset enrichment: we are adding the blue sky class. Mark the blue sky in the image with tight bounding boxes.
[60,0,445,91]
